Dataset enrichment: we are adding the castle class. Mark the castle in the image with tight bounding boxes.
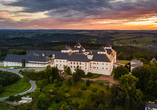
[4,42,116,75]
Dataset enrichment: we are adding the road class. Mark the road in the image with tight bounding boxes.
[0,68,37,101]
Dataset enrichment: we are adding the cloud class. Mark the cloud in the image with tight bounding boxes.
[4,0,157,21]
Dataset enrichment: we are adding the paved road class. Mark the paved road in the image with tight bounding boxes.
[0,68,36,101]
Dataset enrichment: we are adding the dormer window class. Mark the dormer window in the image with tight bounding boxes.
[42,53,45,56]
[87,51,93,60]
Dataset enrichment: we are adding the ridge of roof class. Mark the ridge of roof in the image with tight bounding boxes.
[98,46,106,52]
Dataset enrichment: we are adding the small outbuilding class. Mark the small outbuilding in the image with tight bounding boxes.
[130,59,143,72]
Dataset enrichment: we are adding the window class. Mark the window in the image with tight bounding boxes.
[106,63,108,65]
[56,64,58,66]
[56,60,58,62]
[106,68,108,70]
[71,66,72,68]
[60,61,62,62]
[102,63,104,65]
[102,67,104,69]
[71,62,72,64]
[97,67,98,69]
[93,63,96,64]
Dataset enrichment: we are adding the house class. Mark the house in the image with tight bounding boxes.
[151,58,157,62]
[130,59,143,72]
[145,102,157,110]
[3,42,116,75]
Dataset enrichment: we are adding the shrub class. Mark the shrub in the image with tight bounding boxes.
[86,79,90,86]
[56,92,64,103]
[64,87,69,93]
[81,85,87,91]
[74,90,83,97]
[42,79,48,86]
[8,95,16,101]
[87,72,93,76]
[92,88,97,92]
[55,81,63,87]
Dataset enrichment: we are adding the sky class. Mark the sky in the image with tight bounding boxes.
[0,0,157,30]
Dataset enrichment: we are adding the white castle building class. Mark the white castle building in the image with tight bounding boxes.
[4,42,116,75]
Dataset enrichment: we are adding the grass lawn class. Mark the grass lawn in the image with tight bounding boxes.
[0,78,31,98]
[0,66,22,69]
[83,74,102,79]
[96,80,110,82]
[120,61,129,64]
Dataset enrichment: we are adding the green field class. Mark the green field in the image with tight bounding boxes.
[120,61,129,64]
[0,78,31,98]
[113,37,157,46]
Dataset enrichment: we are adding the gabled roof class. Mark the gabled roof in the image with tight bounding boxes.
[68,53,89,62]
[151,58,157,62]
[62,45,69,50]
[4,54,49,63]
[91,53,111,62]
[4,54,27,62]
[75,42,81,47]
[98,46,106,52]
[105,43,111,47]
[131,59,142,63]
[27,52,39,57]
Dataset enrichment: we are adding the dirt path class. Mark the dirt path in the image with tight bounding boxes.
[60,74,118,84]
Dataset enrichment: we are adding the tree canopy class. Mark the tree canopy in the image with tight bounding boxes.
[114,65,129,79]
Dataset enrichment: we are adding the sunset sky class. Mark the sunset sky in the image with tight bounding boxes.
[0,0,157,30]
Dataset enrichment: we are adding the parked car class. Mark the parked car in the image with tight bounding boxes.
[22,68,28,71]
[28,69,35,71]
[8,67,14,69]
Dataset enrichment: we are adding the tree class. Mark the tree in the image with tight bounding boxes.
[132,65,157,97]
[37,94,50,110]
[72,67,85,86]
[111,74,143,108]
[72,72,81,86]
[65,67,72,75]
[86,79,90,86]
[45,66,60,83]
[66,77,72,86]
[119,74,142,107]
[8,95,16,101]
[125,94,130,110]
[114,66,129,79]
[0,85,4,93]
[22,59,25,68]
[139,58,147,64]
[117,52,126,60]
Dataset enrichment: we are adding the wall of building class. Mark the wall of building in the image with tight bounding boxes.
[4,61,22,67]
[89,61,111,75]
[54,59,68,70]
